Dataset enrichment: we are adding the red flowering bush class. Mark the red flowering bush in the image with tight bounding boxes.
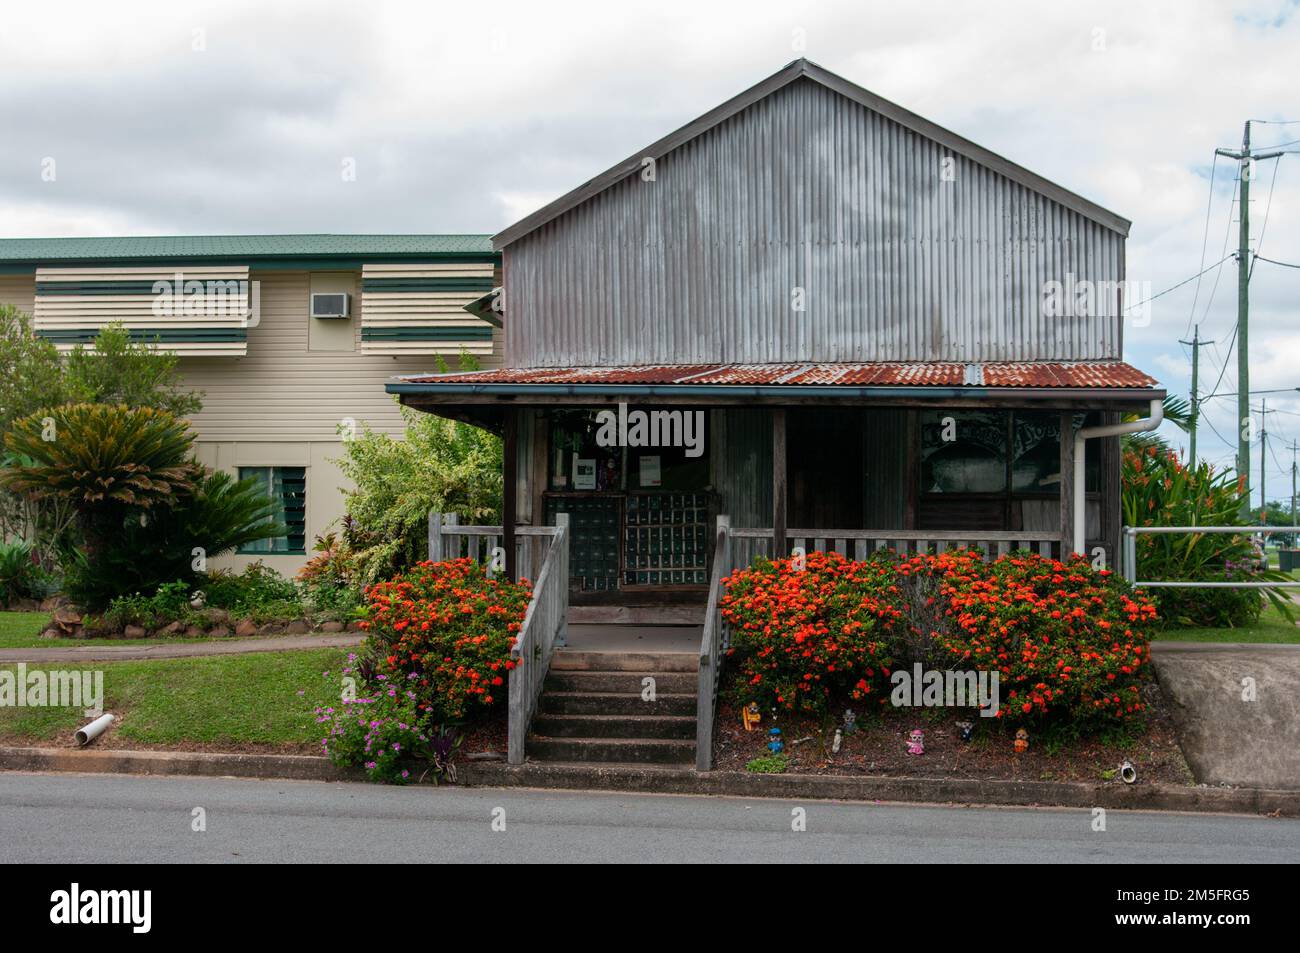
[361,558,532,722]
[934,551,1156,729]
[720,551,903,714]
[721,548,1157,731]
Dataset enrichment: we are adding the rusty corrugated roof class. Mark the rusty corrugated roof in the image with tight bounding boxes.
[398,361,1159,389]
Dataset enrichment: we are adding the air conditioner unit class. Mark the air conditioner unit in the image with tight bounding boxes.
[311,292,350,319]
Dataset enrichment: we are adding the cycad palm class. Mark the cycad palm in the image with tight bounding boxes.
[1,404,198,562]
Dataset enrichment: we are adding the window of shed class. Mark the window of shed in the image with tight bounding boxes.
[920,411,1007,494]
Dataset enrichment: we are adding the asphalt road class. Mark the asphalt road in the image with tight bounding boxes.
[0,772,1296,863]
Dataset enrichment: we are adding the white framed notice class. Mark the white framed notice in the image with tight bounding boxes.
[639,455,661,487]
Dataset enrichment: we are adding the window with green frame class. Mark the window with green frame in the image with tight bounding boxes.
[237,467,307,554]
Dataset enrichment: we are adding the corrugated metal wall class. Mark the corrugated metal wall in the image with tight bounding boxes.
[711,408,773,527]
[505,78,1124,367]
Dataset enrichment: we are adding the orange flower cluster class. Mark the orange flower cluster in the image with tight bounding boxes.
[720,548,1157,728]
[364,558,532,722]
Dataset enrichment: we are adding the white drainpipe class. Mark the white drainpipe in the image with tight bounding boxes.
[1073,398,1164,555]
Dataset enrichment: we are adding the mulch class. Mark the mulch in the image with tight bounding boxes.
[713,681,1194,785]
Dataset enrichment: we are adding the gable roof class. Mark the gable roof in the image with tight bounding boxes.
[0,233,496,266]
[493,58,1130,249]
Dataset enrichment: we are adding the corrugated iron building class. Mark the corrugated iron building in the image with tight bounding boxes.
[393,59,1163,600]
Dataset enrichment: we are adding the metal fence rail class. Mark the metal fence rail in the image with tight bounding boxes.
[1121,524,1300,589]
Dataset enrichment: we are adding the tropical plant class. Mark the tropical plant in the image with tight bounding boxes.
[0,539,44,606]
[1,404,199,568]
[62,469,284,610]
[335,400,503,584]
[1122,444,1292,627]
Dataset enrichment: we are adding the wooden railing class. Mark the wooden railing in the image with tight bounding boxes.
[427,512,570,765]
[507,514,569,764]
[730,528,1061,569]
[693,524,1062,772]
[428,512,559,583]
[695,516,731,772]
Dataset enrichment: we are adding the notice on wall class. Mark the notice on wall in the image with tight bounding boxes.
[639,455,661,487]
[573,457,596,490]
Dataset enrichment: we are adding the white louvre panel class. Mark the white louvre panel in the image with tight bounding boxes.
[360,262,496,356]
[34,265,252,356]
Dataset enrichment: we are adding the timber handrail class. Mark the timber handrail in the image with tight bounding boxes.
[507,513,569,765]
[695,515,731,772]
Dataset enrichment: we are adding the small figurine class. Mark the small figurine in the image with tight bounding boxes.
[842,708,858,735]
[956,720,974,743]
[741,702,762,732]
[1014,728,1029,754]
[767,727,784,754]
[189,590,206,611]
[831,729,843,754]
[906,728,925,756]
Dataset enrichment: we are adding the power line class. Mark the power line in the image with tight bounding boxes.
[1123,253,1235,313]
[1255,254,1300,270]
[1250,156,1282,279]
[1184,154,1220,337]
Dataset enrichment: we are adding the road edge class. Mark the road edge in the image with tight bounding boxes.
[1,745,1296,816]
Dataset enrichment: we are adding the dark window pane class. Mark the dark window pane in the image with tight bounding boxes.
[920,411,1007,494]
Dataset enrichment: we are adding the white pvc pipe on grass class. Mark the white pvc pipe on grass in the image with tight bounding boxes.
[74,713,115,746]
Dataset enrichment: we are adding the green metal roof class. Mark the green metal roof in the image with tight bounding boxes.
[0,233,497,265]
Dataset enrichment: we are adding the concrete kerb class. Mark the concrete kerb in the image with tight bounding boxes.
[2,745,1295,817]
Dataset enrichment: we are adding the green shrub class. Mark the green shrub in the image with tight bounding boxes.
[745,753,789,774]
[102,581,193,631]
[1122,444,1292,627]
[0,539,46,605]
[335,368,502,585]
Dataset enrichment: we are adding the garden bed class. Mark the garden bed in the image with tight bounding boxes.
[712,681,1194,785]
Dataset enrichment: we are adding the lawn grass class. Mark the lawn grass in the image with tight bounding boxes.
[0,648,348,748]
[1154,603,1300,643]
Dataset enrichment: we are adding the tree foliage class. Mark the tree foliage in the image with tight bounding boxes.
[336,402,502,584]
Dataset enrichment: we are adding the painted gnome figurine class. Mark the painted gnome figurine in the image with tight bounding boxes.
[742,702,762,732]
[906,728,925,756]
[956,721,974,742]
[1014,728,1030,754]
[767,728,784,754]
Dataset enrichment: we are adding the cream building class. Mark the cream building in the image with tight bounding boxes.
[0,235,503,573]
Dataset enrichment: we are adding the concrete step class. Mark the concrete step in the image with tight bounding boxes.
[526,737,696,765]
[544,670,697,694]
[532,713,697,739]
[538,691,697,716]
[550,650,698,673]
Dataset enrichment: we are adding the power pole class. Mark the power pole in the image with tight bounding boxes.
[1178,324,1213,468]
[1288,439,1299,533]
[1217,123,1285,517]
[1253,398,1275,523]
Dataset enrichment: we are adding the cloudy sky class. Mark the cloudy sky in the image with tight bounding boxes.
[2,0,1298,501]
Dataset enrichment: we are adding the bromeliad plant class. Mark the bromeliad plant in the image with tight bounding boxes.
[361,558,532,723]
